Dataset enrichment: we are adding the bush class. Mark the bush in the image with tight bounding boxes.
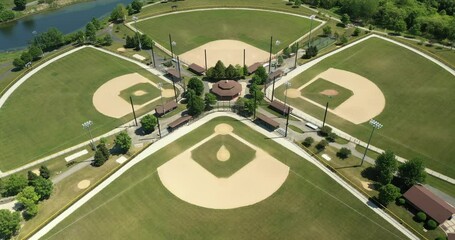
[319,126,332,136]
[315,140,328,151]
[415,212,426,222]
[435,237,447,240]
[140,114,157,134]
[425,219,437,230]
[326,132,337,142]
[337,147,351,159]
[396,197,405,206]
[302,137,314,147]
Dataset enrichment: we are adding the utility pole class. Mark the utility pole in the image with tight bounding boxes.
[360,119,383,166]
[129,96,138,126]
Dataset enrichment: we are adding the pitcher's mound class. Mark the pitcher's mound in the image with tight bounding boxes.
[214,123,233,135]
[320,89,339,96]
[134,90,147,96]
[77,180,91,189]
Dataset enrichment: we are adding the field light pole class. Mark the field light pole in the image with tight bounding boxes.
[150,41,156,68]
[270,38,281,102]
[308,15,316,48]
[285,106,291,137]
[129,96,138,126]
[253,90,257,119]
[156,117,162,139]
[360,119,383,166]
[283,81,291,117]
[169,34,174,58]
[132,16,142,51]
[204,49,208,71]
[177,56,185,92]
[322,96,332,127]
[294,42,299,69]
[82,120,96,150]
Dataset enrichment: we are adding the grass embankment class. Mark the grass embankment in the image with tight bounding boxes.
[0,47,172,171]
[43,116,406,240]
[277,37,455,178]
[134,9,315,54]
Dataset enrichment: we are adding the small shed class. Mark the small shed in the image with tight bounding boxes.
[268,69,284,81]
[188,63,205,75]
[403,185,455,224]
[166,68,181,82]
[247,62,262,75]
[269,100,293,115]
[168,115,192,131]
[211,80,242,100]
[155,101,178,117]
[256,113,280,129]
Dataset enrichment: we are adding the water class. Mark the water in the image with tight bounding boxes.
[0,0,132,51]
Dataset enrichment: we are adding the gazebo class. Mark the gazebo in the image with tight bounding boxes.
[211,80,242,100]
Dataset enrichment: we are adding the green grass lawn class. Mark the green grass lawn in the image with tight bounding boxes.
[276,37,455,178]
[0,47,169,171]
[301,78,353,109]
[289,124,304,133]
[134,9,315,54]
[43,116,407,240]
[191,134,256,178]
[118,82,160,105]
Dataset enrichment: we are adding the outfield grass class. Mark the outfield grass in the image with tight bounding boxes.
[43,117,406,240]
[134,9,315,54]
[191,134,256,178]
[301,78,353,109]
[118,83,160,105]
[276,37,455,178]
[0,47,169,171]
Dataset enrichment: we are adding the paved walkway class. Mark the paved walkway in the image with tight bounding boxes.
[30,112,419,240]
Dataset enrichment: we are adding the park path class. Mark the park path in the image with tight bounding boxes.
[29,111,419,240]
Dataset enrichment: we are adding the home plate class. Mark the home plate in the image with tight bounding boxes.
[116,156,128,164]
[321,154,331,161]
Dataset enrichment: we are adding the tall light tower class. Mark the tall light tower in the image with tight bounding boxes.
[360,119,383,166]
[308,15,316,48]
[283,81,291,117]
[270,39,281,101]
[82,120,96,150]
[132,16,142,50]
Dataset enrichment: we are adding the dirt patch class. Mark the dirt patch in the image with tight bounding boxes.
[216,145,230,162]
[117,48,126,53]
[320,89,339,96]
[77,180,91,189]
[180,40,270,68]
[286,88,300,98]
[134,90,147,96]
[92,73,159,118]
[161,89,175,98]
[32,169,40,175]
[214,123,233,135]
[360,181,374,191]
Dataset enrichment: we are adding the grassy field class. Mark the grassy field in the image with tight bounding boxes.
[118,83,160,105]
[0,47,170,171]
[276,37,455,178]
[43,116,407,240]
[191,134,256,178]
[301,78,353,109]
[134,9,315,54]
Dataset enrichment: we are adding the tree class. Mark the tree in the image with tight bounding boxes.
[39,165,50,179]
[98,143,110,160]
[282,47,291,58]
[302,137,314,147]
[225,64,238,79]
[23,200,38,218]
[103,34,113,46]
[20,52,32,65]
[315,139,329,151]
[114,131,131,154]
[85,22,96,43]
[91,17,101,30]
[27,171,38,184]
[28,45,43,60]
[337,147,352,159]
[398,158,426,188]
[378,184,401,206]
[374,150,398,185]
[213,60,226,79]
[0,210,21,239]
[13,58,25,70]
[140,34,153,49]
[140,114,158,134]
[294,0,302,7]
[14,0,26,10]
[323,25,332,37]
[32,28,64,51]
[126,4,134,16]
[187,77,204,96]
[339,34,348,45]
[3,174,28,197]
[352,27,361,36]
[110,4,127,22]
[30,177,53,200]
[319,125,332,136]
[187,94,205,116]
[341,13,350,26]
[16,186,40,205]
[255,66,268,84]
[304,45,318,58]
[0,9,15,23]
[204,93,217,110]
[277,55,284,66]
[93,149,106,167]
[131,0,143,13]
[243,99,256,116]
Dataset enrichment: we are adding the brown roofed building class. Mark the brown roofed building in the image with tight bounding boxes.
[155,101,178,117]
[403,185,455,224]
[268,69,284,81]
[167,115,192,130]
[188,63,206,75]
[247,62,262,75]
[256,113,280,130]
[448,233,455,240]
[166,68,181,82]
[269,100,293,115]
[211,80,242,100]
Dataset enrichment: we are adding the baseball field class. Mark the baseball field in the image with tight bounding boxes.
[41,116,407,240]
[276,36,455,178]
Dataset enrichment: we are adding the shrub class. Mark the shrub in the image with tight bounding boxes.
[302,137,314,147]
[337,147,351,159]
[319,126,332,136]
[435,237,447,240]
[326,132,337,142]
[396,197,405,206]
[425,219,437,230]
[415,212,426,222]
[315,140,328,151]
